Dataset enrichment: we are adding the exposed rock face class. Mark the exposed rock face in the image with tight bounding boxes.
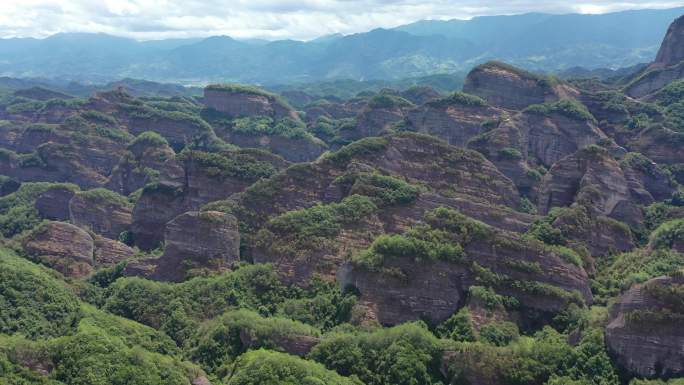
[130,182,186,250]
[303,101,358,123]
[517,112,606,167]
[462,62,578,110]
[203,86,299,121]
[229,133,534,285]
[406,98,503,147]
[34,185,77,221]
[239,329,320,357]
[93,235,135,265]
[626,61,684,98]
[126,211,240,282]
[69,191,133,239]
[552,205,634,257]
[346,106,405,141]
[107,137,184,195]
[626,15,684,97]
[221,132,326,163]
[400,86,441,105]
[22,222,94,277]
[126,115,209,151]
[653,15,684,68]
[339,228,592,326]
[0,134,127,189]
[468,110,607,196]
[627,126,684,164]
[339,259,467,325]
[606,275,684,379]
[130,150,288,250]
[538,148,674,229]
[231,134,523,236]
[0,177,19,196]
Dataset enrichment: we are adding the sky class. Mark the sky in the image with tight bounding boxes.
[1,0,684,41]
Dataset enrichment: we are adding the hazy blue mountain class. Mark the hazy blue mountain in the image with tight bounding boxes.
[0,7,681,84]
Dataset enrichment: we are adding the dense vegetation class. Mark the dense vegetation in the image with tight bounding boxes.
[1,30,684,385]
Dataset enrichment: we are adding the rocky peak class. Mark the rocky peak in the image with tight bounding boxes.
[462,61,579,110]
[653,15,684,68]
[202,84,300,121]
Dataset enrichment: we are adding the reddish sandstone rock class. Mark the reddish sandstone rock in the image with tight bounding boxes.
[606,275,684,378]
[406,93,504,147]
[203,85,299,121]
[653,15,684,69]
[93,235,135,266]
[463,62,579,110]
[69,189,133,239]
[126,211,240,282]
[34,184,78,221]
[22,222,94,277]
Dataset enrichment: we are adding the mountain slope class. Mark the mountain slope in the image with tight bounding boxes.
[0,8,682,84]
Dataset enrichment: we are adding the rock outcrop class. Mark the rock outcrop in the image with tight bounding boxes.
[468,103,607,196]
[652,15,684,69]
[22,222,95,277]
[627,125,684,165]
[606,274,684,379]
[626,61,684,98]
[130,149,287,250]
[626,16,684,98]
[34,184,77,221]
[462,62,579,110]
[406,93,503,147]
[203,85,299,121]
[107,133,184,195]
[220,132,327,163]
[69,190,133,239]
[538,147,674,228]
[339,213,591,326]
[130,182,186,250]
[126,211,240,282]
[92,235,135,265]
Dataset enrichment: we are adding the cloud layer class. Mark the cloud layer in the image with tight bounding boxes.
[1,0,683,41]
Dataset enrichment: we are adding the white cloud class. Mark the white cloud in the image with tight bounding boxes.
[0,0,682,40]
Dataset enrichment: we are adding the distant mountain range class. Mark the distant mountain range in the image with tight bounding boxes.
[0,7,682,85]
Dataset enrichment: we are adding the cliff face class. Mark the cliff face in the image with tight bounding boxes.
[126,211,240,282]
[347,106,406,141]
[462,62,578,110]
[203,87,299,121]
[627,15,684,97]
[653,15,684,68]
[535,146,676,255]
[606,275,684,378]
[22,222,94,278]
[34,185,77,221]
[107,139,184,195]
[628,126,684,165]
[229,133,523,236]
[222,132,326,163]
[69,191,133,240]
[626,62,684,98]
[339,219,591,326]
[468,109,607,197]
[406,98,503,147]
[226,133,532,286]
[130,149,288,250]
